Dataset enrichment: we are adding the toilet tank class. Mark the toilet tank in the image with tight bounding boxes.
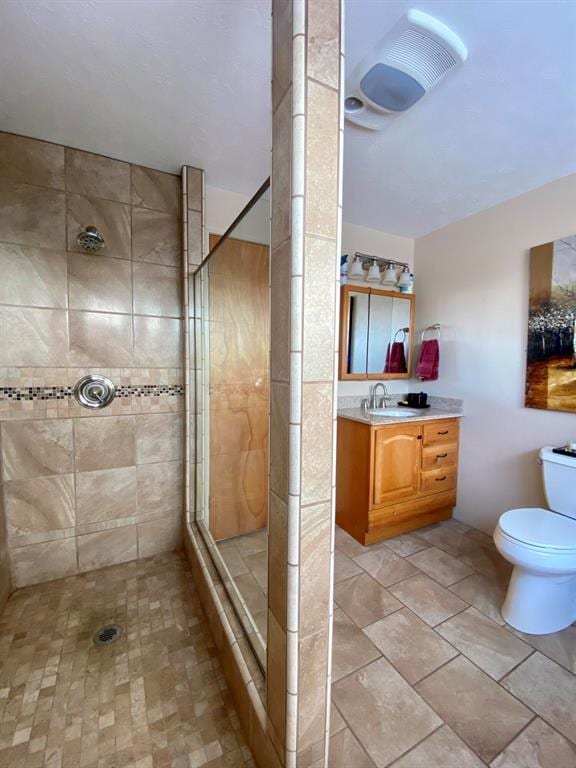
[540,447,576,519]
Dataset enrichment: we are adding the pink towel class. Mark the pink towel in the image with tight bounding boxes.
[384,342,407,374]
[416,339,439,380]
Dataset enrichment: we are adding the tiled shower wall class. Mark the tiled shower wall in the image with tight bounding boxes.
[0,131,186,590]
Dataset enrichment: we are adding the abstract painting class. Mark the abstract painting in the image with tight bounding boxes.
[525,235,576,413]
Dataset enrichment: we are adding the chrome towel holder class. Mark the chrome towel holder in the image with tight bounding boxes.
[420,323,441,343]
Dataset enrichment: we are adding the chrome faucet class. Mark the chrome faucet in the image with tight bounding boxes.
[370,382,391,409]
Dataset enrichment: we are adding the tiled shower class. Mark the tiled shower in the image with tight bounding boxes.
[0,131,186,596]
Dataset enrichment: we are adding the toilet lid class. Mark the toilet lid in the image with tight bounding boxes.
[499,508,576,551]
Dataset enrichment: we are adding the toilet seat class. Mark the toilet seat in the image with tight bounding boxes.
[498,508,576,552]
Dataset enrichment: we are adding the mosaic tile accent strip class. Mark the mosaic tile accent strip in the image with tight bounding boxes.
[0,384,184,402]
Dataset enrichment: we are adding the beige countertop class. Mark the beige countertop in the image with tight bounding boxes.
[337,406,462,426]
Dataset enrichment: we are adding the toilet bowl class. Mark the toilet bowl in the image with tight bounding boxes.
[493,448,576,634]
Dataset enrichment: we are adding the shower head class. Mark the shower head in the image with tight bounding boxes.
[77,226,105,252]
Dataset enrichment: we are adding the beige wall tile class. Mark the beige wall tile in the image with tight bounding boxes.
[132,207,180,266]
[135,412,183,464]
[68,253,132,313]
[307,0,340,88]
[266,609,287,748]
[74,415,135,471]
[302,236,337,381]
[5,474,75,542]
[272,0,292,111]
[133,262,181,317]
[69,311,133,366]
[269,382,289,501]
[0,181,65,249]
[137,461,183,516]
[137,514,182,558]
[131,166,179,214]
[77,525,137,571]
[133,316,182,366]
[66,193,131,258]
[301,382,333,506]
[299,501,331,638]
[65,148,131,203]
[187,210,202,266]
[0,306,69,366]
[186,169,202,212]
[2,419,74,480]
[304,81,339,238]
[0,132,65,189]
[270,241,290,382]
[267,491,287,630]
[0,244,68,308]
[271,91,292,250]
[298,629,328,753]
[11,538,77,587]
[76,466,137,524]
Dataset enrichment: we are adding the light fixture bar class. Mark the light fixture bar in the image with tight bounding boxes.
[354,251,410,272]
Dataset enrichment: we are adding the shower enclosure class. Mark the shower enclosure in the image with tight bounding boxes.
[193,180,270,666]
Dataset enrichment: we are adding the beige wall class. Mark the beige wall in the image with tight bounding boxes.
[0,131,185,589]
[414,174,576,532]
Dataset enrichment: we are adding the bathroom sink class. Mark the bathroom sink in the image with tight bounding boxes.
[367,408,420,417]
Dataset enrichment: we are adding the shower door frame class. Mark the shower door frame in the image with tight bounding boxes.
[191,179,271,671]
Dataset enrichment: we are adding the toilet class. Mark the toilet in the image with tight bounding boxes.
[493,447,576,634]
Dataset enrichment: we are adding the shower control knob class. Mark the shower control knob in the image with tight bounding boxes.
[73,374,116,410]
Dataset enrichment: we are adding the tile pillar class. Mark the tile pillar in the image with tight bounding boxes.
[267,1,343,766]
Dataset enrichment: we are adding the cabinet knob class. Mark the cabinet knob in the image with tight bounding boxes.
[417,435,422,439]
[438,430,449,435]
[436,453,448,459]
[435,476,447,481]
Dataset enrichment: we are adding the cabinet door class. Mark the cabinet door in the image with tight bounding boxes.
[372,424,422,506]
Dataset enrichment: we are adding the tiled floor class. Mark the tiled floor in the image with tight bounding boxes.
[330,520,576,768]
[0,552,255,768]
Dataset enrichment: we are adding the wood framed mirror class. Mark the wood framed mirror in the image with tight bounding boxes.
[339,284,415,380]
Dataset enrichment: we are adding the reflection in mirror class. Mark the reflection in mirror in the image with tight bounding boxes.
[341,285,414,378]
[348,291,369,373]
[367,293,393,373]
[194,181,270,668]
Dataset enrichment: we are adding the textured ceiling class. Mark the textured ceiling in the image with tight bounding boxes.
[1,0,575,237]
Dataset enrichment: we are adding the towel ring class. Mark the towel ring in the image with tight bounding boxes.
[394,327,409,342]
[420,324,441,343]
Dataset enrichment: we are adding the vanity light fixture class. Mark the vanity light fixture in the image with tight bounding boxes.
[397,267,412,289]
[348,255,365,280]
[366,259,381,282]
[381,263,398,286]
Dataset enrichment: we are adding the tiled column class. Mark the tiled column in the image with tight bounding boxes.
[267,1,343,766]
[181,165,205,527]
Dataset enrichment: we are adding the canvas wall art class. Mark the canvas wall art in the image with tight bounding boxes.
[525,235,576,413]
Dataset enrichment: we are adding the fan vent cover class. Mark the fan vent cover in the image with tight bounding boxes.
[345,10,467,130]
[387,29,457,88]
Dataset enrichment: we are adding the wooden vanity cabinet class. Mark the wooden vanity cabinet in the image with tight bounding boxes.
[336,417,460,545]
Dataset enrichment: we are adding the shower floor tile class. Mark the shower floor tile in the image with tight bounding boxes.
[0,552,255,768]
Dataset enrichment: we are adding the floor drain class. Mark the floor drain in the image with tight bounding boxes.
[93,624,123,646]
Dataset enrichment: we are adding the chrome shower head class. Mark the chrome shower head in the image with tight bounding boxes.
[77,225,105,252]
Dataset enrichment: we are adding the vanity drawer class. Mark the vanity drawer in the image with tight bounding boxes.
[422,443,458,469]
[423,420,459,446]
[420,466,457,494]
[369,489,457,528]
